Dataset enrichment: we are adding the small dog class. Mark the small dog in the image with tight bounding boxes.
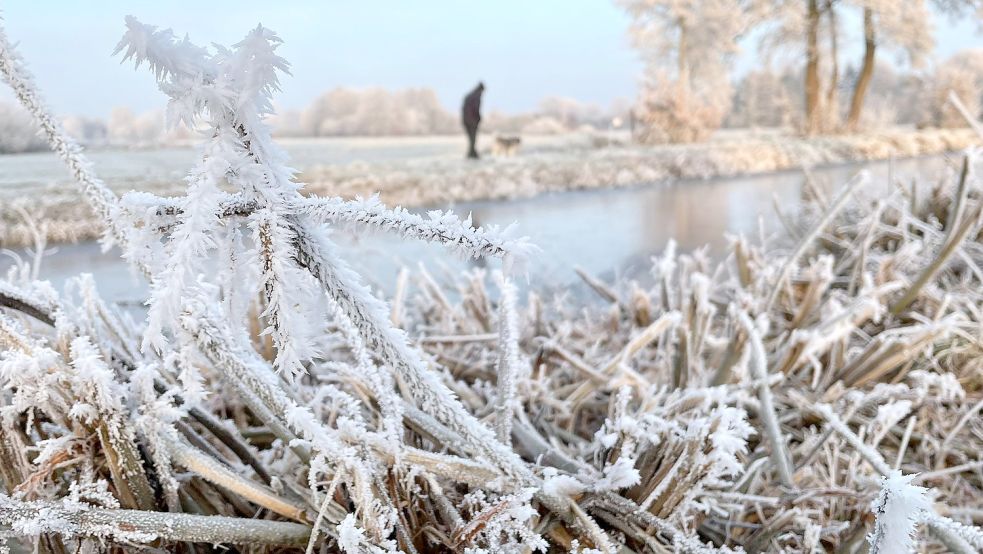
[491,135,521,157]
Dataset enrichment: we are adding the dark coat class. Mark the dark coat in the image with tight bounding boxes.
[462,84,484,129]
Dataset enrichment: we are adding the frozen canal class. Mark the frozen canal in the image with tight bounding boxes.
[2,152,960,307]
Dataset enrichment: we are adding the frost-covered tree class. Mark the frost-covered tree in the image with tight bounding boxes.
[0,101,46,153]
[844,0,936,130]
[619,0,765,142]
[106,106,165,146]
[61,115,108,145]
[727,69,794,127]
[298,87,457,136]
[919,49,983,128]
[759,0,844,134]
[762,0,979,133]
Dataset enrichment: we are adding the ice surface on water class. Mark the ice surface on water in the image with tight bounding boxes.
[0,150,954,306]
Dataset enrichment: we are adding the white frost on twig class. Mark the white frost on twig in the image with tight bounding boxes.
[867,470,929,554]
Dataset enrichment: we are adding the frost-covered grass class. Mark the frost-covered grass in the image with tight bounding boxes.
[3,15,983,554]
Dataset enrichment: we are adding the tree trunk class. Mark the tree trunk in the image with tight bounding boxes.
[678,19,690,87]
[804,0,822,135]
[847,7,876,131]
[825,0,840,131]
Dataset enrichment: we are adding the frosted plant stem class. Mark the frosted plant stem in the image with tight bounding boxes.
[924,513,983,552]
[0,495,312,546]
[588,493,739,553]
[816,403,893,475]
[868,471,929,554]
[816,403,983,551]
[180,304,386,534]
[181,329,310,463]
[188,406,274,484]
[948,91,983,140]
[890,157,978,315]
[926,520,976,554]
[563,311,679,404]
[291,221,534,480]
[297,195,534,262]
[305,472,342,554]
[165,435,309,521]
[231,84,536,481]
[764,172,866,313]
[935,395,983,471]
[737,312,794,488]
[493,273,521,445]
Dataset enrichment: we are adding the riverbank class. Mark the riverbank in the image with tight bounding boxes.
[299,127,978,206]
[0,127,977,248]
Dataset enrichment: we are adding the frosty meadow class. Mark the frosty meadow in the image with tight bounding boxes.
[2,14,983,554]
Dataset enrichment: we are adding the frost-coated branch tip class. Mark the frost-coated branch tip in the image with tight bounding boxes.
[298,194,538,266]
[868,470,929,554]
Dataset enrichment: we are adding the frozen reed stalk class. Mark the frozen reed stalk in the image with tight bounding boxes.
[297,195,535,262]
[324,294,404,445]
[164,435,308,521]
[923,513,983,552]
[493,271,521,444]
[0,494,312,546]
[889,155,979,315]
[948,91,983,139]
[867,470,929,554]
[737,311,794,488]
[815,403,893,475]
[179,304,375,494]
[252,209,318,377]
[291,227,535,480]
[817,403,983,552]
[112,15,533,480]
[764,171,866,312]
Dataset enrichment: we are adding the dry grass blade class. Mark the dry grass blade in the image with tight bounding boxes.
[890,157,978,315]
[737,312,794,488]
[166,436,309,521]
[764,172,865,313]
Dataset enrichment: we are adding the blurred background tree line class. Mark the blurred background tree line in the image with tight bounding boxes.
[1,0,982,153]
[620,0,983,142]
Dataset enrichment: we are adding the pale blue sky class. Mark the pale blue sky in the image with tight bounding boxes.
[1,1,980,118]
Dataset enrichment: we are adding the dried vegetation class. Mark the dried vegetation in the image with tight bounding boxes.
[0,15,982,554]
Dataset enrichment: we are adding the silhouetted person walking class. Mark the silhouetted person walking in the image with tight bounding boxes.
[462,82,484,159]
